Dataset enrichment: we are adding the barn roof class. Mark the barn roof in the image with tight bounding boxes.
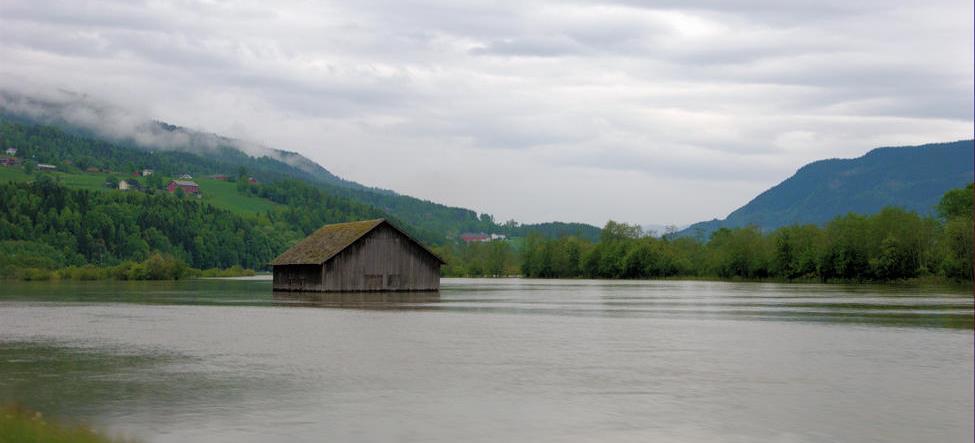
[270,219,445,266]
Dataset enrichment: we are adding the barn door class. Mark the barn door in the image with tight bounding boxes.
[364,274,383,290]
[386,274,401,289]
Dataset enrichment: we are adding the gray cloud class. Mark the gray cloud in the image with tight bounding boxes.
[0,84,275,159]
[0,0,970,226]
[470,36,585,57]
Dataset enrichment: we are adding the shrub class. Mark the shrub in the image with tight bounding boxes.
[16,267,55,281]
[199,265,257,277]
[66,265,110,281]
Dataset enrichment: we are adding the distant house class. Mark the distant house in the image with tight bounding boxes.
[5,148,16,156]
[142,169,154,176]
[85,166,100,173]
[179,174,193,180]
[0,157,18,167]
[167,180,200,194]
[118,180,131,191]
[37,163,57,171]
[248,177,258,184]
[490,233,507,240]
[210,174,230,181]
[122,179,143,191]
[459,233,491,243]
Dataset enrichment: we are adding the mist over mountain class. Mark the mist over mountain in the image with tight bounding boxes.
[0,89,373,191]
[0,91,602,243]
[680,140,974,239]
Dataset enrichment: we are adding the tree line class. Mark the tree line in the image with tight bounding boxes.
[442,184,973,283]
[0,176,293,276]
[1,174,969,284]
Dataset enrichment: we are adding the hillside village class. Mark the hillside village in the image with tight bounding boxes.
[0,146,272,199]
[5,142,511,249]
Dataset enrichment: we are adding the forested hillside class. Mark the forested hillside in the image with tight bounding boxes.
[682,140,974,238]
[0,113,607,278]
[0,117,600,243]
[0,177,288,270]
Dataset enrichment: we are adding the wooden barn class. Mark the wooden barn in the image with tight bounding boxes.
[271,219,444,292]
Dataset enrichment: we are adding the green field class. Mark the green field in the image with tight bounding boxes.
[194,178,279,215]
[0,166,29,182]
[0,166,279,216]
[58,172,118,191]
[0,167,116,191]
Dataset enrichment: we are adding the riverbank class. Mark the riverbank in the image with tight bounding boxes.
[3,255,256,282]
[440,273,973,291]
[8,267,970,290]
[623,274,972,290]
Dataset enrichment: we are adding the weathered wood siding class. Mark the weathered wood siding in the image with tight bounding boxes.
[321,224,441,291]
[272,264,323,292]
[272,223,441,292]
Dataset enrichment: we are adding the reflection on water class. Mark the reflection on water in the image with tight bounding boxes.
[0,278,971,442]
[437,279,974,329]
[272,291,441,309]
[1,277,970,329]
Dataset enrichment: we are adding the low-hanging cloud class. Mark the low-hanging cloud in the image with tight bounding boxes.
[0,0,970,226]
[0,81,310,172]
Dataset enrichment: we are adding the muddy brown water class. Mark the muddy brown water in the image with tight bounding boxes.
[0,278,971,442]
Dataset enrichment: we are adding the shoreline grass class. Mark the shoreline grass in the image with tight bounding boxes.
[0,404,138,443]
[3,263,257,282]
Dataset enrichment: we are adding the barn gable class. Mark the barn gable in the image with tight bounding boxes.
[271,219,384,266]
[271,219,444,292]
[271,219,443,266]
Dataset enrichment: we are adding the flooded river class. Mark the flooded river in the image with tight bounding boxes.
[0,278,971,442]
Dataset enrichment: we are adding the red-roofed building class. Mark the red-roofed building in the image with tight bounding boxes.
[459,233,491,243]
[167,180,200,194]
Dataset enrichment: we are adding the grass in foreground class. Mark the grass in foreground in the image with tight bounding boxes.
[0,404,138,443]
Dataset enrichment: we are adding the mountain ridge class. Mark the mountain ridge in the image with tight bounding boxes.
[680,140,974,238]
[0,90,376,191]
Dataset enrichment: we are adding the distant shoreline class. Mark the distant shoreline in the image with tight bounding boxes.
[6,273,970,293]
[440,275,973,291]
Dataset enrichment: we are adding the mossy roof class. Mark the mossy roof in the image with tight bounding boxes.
[270,219,444,266]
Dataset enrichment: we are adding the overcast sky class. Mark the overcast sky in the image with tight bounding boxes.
[1,0,972,226]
